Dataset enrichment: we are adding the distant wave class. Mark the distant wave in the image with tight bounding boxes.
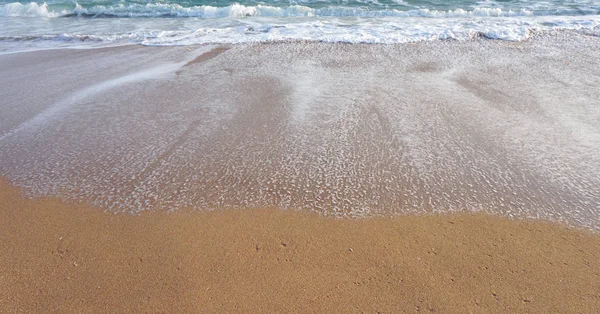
[2,1,599,19]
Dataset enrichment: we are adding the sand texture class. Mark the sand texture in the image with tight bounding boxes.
[1,181,599,313]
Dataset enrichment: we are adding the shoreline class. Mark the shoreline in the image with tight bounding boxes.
[2,33,600,229]
[1,34,600,312]
[1,179,600,312]
[1,29,597,54]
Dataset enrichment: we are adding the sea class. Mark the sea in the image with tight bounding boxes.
[0,0,599,51]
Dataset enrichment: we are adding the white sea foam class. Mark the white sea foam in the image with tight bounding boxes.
[0,2,599,49]
[0,2,543,18]
[0,16,599,49]
[0,1,61,17]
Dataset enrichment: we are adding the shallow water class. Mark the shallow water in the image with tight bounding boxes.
[0,33,599,230]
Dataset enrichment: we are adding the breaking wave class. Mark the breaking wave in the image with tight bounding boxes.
[3,2,598,19]
[0,1,599,49]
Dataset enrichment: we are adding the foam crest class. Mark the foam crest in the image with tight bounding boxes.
[0,2,569,18]
[0,1,60,17]
[1,16,599,48]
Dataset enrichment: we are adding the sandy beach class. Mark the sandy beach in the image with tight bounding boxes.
[1,32,600,312]
[1,180,600,312]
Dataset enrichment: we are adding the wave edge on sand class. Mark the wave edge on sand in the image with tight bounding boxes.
[1,179,600,312]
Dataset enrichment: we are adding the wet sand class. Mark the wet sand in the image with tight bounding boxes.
[1,180,600,312]
[1,33,600,229]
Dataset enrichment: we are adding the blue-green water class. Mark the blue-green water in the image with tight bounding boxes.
[1,0,599,49]
[4,0,600,15]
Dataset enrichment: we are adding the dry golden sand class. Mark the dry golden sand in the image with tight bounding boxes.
[0,180,599,313]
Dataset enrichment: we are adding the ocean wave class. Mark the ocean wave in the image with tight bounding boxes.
[1,1,599,50]
[4,2,592,19]
[0,2,61,17]
[0,20,598,46]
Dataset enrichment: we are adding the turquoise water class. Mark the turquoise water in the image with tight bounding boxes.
[0,0,599,49]
[4,0,600,15]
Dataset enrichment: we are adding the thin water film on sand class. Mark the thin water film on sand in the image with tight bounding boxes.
[0,34,599,230]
